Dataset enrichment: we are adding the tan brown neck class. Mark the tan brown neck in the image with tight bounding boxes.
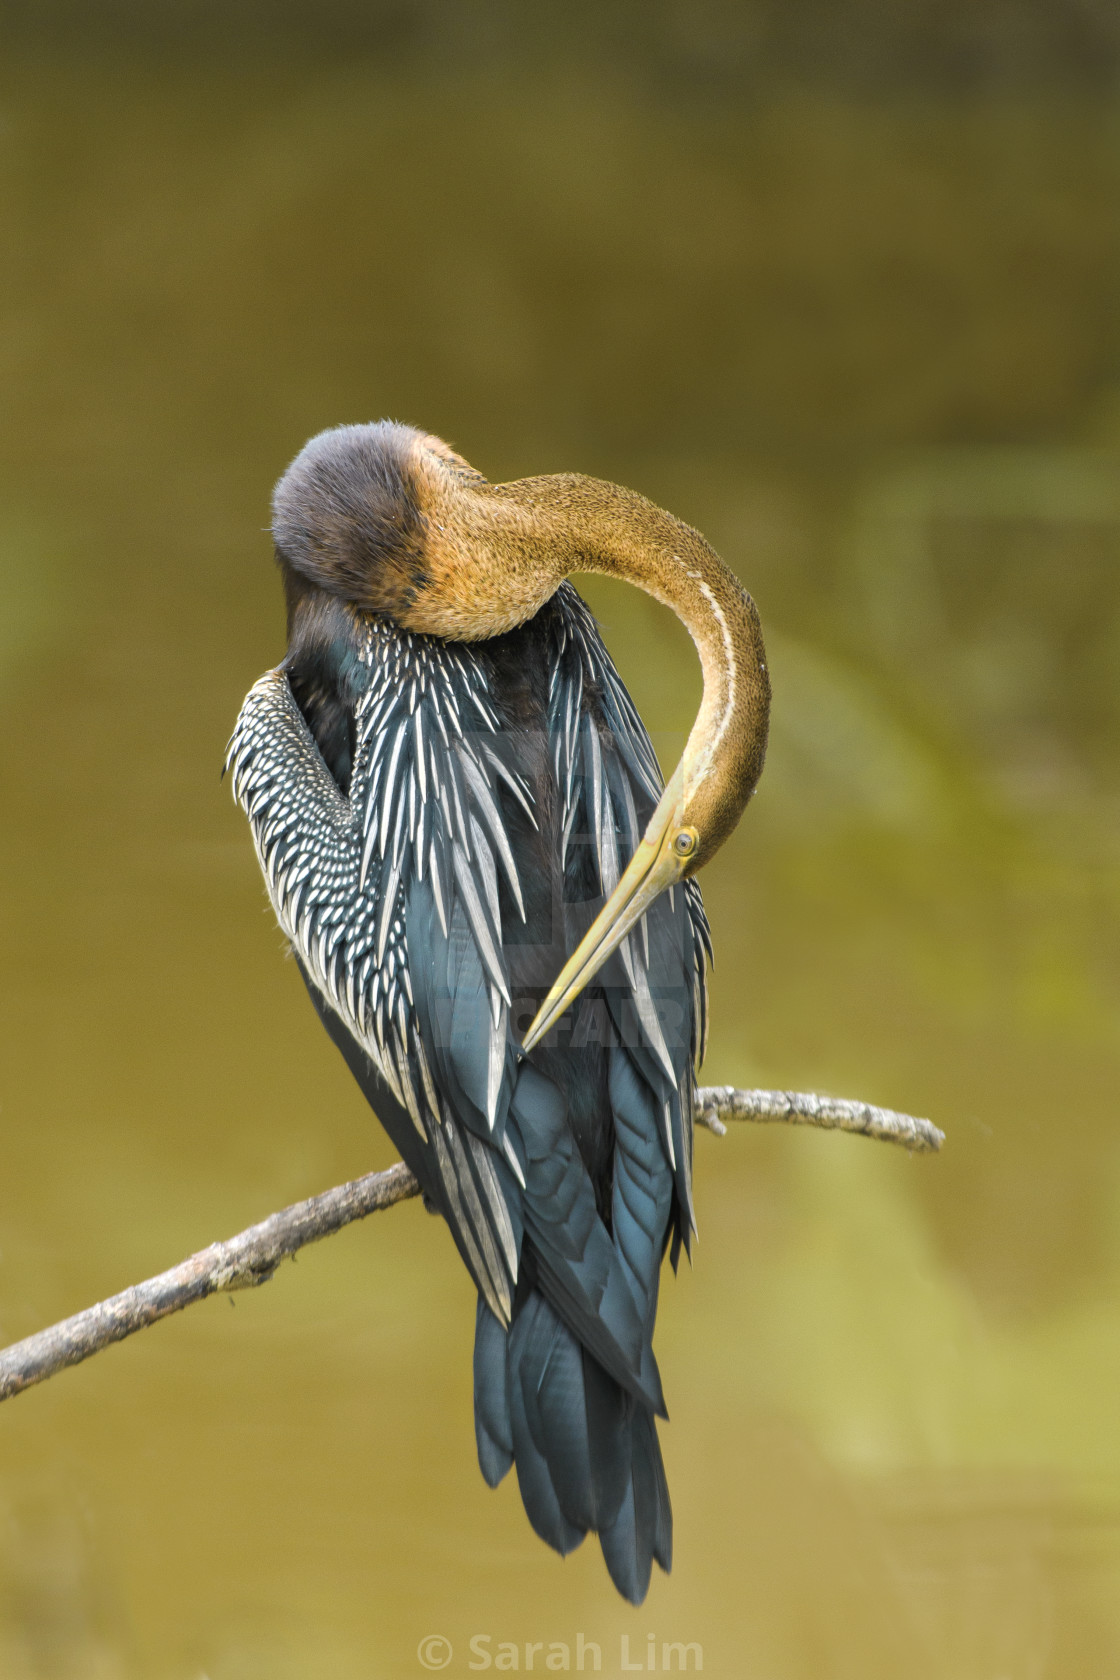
[407,456,771,867]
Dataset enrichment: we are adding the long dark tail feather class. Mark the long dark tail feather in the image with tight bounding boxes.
[473,1295,514,1487]
[600,1403,673,1602]
[508,1294,586,1556]
[472,1294,672,1603]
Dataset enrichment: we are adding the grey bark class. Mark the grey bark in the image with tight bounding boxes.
[0,1087,941,1404]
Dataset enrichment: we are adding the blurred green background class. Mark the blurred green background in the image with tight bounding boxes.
[1,5,1119,1675]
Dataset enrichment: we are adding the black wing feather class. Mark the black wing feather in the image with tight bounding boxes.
[228,582,710,1603]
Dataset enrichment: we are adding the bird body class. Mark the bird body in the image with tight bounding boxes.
[229,422,768,1602]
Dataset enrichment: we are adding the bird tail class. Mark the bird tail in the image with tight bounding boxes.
[473,1293,672,1604]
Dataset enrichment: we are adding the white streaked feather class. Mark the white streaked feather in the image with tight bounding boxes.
[660,1098,677,1172]
[586,719,604,880]
[376,855,402,965]
[485,994,505,1131]
[429,839,448,936]
[413,705,427,801]
[415,1033,442,1121]
[628,964,677,1085]
[450,843,510,1004]
[393,1038,426,1138]
[444,1120,512,1316]
[468,815,502,936]
[480,740,536,827]
[377,722,408,858]
[232,606,707,1314]
[358,798,381,892]
[431,1122,509,1326]
[459,751,526,920]
[502,1134,526,1188]
[467,1132,519,1283]
[446,758,471,852]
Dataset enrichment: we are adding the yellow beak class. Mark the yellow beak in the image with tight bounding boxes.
[521,765,694,1053]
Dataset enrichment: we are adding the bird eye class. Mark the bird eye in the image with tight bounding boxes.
[673,828,698,858]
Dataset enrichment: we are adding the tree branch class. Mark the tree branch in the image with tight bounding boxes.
[0,1087,941,1404]
[693,1085,944,1151]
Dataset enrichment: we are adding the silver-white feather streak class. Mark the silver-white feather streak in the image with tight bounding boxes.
[226,616,536,1323]
[226,588,712,1321]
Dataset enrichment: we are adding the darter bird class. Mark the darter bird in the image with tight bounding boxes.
[226,423,770,1602]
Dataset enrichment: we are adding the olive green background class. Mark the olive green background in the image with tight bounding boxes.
[1,8,1119,1676]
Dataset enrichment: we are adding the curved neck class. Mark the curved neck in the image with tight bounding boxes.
[270,420,769,868]
[485,473,771,863]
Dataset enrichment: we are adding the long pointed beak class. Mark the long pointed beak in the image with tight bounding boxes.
[521,766,692,1053]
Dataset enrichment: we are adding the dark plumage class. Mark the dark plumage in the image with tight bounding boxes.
[228,421,768,1603]
[273,421,431,623]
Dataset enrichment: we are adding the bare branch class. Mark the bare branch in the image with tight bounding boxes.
[0,1162,421,1404]
[0,1087,940,1405]
[696,1086,944,1153]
